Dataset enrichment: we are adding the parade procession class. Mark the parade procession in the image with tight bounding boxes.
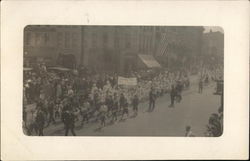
[22,26,224,136]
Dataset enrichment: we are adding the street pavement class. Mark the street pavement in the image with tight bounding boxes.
[44,80,221,136]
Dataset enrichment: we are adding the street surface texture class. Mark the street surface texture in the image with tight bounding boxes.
[44,80,220,136]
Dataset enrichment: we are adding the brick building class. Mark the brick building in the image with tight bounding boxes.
[24,25,205,73]
[24,25,82,68]
[202,30,224,57]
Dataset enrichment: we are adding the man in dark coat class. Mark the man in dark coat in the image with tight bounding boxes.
[35,109,46,136]
[61,109,76,136]
[119,93,126,112]
[199,78,203,93]
[148,88,156,112]
[119,94,129,120]
[132,94,139,116]
[169,85,176,107]
[111,94,119,123]
[105,95,114,117]
[121,99,129,120]
[46,99,56,127]
[175,81,183,102]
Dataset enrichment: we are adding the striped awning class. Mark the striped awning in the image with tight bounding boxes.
[138,54,161,68]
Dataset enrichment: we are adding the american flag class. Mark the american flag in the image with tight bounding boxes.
[156,33,169,56]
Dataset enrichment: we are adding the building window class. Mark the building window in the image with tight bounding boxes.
[57,32,63,47]
[44,33,50,45]
[156,32,161,42]
[125,35,131,48]
[103,32,108,48]
[25,32,32,46]
[139,34,143,51]
[65,32,70,48]
[72,33,77,48]
[114,30,119,49]
[35,33,42,46]
[148,38,151,53]
[156,27,160,32]
[92,32,97,48]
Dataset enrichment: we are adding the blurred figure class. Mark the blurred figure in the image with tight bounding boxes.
[169,85,176,107]
[35,108,46,136]
[148,88,156,112]
[120,94,129,120]
[111,93,119,123]
[80,101,90,126]
[62,109,76,136]
[185,126,195,137]
[132,94,139,116]
[99,102,108,127]
[175,80,183,103]
[46,99,56,127]
[198,78,203,93]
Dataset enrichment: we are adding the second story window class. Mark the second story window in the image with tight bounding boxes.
[92,32,97,48]
[57,32,63,48]
[125,33,131,48]
[103,32,108,48]
[114,29,119,49]
[65,32,70,48]
[25,32,32,46]
[44,33,50,45]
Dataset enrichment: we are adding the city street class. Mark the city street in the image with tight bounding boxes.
[44,80,221,136]
[22,26,224,137]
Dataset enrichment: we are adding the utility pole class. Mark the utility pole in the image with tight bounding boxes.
[80,26,84,66]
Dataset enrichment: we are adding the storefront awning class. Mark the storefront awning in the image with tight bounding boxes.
[138,54,161,68]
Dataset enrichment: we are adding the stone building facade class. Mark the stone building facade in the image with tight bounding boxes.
[24,25,205,72]
[202,30,224,57]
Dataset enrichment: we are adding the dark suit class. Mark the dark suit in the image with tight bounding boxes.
[35,111,45,136]
[62,111,76,136]
[170,87,176,107]
[149,90,156,111]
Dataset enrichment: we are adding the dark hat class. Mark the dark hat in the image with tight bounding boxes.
[186,126,191,131]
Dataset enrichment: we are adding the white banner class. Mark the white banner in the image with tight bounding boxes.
[118,76,137,86]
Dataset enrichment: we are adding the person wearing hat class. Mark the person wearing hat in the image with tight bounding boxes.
[175,80,183,103]
[61,109,76,136]
[46,99,56,127]
[132,94,139,116]
[119,93,126,112]
[99,101,107,127]
[198,78,203,93]
[111,93,119,123]
[185,126,195,137]
[120,97,129,120]
[148,87,156,112]
[105,94,113,117]
[80,101,90,126]
[169,84,176,107]
[120,93,129,120]
[35,108,46,136]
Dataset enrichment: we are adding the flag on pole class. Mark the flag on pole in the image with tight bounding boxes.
[156,33,169,56]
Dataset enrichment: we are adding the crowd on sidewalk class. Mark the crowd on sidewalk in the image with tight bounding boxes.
[23,61,223,136]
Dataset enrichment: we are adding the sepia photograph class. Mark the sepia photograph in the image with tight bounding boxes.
[23,25,224,136]
[1,0,249,160]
